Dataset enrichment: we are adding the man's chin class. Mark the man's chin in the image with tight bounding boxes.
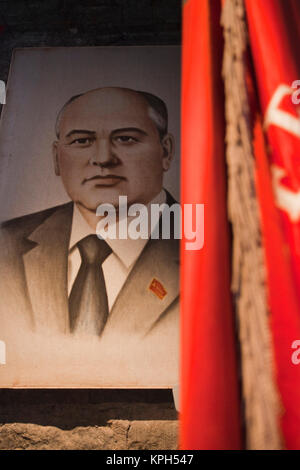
[76,198,120,213]
[75,187,122,209]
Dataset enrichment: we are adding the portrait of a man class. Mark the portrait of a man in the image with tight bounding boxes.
[0,47,180,388]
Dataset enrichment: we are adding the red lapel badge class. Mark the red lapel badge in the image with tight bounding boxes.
[149,278,167,300]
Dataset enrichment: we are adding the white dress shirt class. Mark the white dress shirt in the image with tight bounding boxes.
[68,190,167,311]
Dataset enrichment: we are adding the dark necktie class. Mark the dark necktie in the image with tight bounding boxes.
[69,234,112,335]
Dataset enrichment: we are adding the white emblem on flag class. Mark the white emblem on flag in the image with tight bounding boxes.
[264,85,300,221]
[271,165,300,222]
[264,84,300,138]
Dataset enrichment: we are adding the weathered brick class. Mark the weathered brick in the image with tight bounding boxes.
[0,390,178,449]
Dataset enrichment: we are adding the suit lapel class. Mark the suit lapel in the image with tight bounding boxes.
[104,236,179,338]
[23,203,73,334]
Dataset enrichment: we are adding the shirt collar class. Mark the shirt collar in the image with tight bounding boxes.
[69,189,166,269]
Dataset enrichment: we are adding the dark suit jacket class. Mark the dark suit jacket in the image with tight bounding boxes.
[0,191,179,349]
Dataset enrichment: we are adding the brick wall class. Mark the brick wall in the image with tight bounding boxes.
[0,389,178,450]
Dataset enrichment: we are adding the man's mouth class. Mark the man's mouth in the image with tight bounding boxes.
[83,175,126,187]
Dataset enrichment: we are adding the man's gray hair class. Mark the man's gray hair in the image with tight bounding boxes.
[55,88,168,140]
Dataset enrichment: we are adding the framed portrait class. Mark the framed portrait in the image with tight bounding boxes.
[0,46,180,388]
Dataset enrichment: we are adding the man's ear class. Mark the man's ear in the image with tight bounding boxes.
[161,133,175,172]
[52,141,60,176]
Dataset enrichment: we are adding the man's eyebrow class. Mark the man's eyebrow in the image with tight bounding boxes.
[65,129,96,138]
[111,127,148,136]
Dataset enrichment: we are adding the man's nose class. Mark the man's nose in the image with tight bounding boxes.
[89,139,118,167]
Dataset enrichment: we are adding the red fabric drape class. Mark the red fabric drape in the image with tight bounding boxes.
[246,0,300,449]
[180,0,241,450]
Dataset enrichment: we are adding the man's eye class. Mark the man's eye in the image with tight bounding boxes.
[71,138,93,145]
[115,136,138,144]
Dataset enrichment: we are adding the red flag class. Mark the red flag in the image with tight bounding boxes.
[180,0,241,449]
[245,0,300,449]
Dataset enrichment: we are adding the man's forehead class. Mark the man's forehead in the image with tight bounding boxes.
[63,88,148,120]
[58,88,157,137]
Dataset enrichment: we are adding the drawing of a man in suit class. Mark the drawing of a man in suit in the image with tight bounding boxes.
[0,87,179,385]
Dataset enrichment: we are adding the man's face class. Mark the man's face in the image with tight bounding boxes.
[53,88,174,211]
